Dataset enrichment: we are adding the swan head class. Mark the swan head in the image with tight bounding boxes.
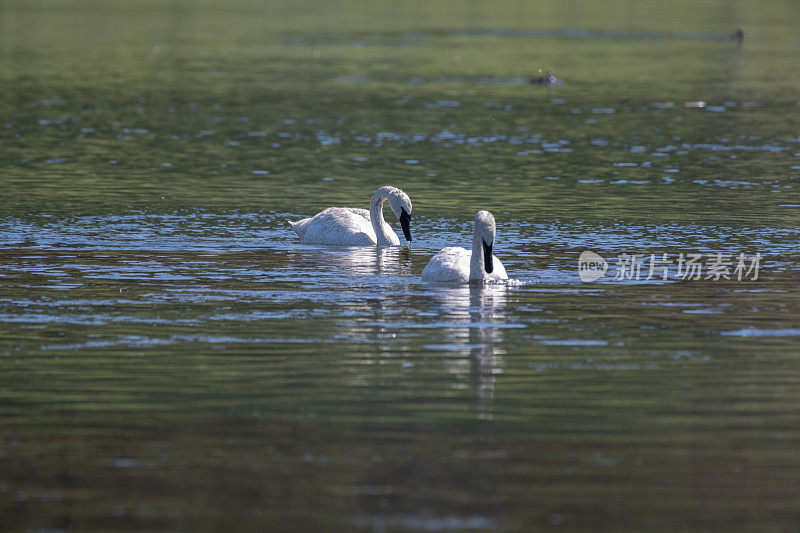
[475,210,496,273]
[387,189,413,242]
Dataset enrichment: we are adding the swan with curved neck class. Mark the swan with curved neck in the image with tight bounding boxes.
[289,186,412,246]
[421,210,508,283]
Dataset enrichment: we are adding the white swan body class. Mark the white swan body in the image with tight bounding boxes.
[422,211,508,283]
[290,186,412,246]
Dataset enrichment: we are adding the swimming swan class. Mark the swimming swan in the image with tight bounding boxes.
[289,186,412,246]
[421,210,508,283]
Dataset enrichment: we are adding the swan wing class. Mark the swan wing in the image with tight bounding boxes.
[421,247,471,283]
[291,207,377,245]
[288,216,312,239]
[348,208,371,221]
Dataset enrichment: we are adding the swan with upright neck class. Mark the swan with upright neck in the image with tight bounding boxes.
[421,211,508,283]
[289,186,412,246]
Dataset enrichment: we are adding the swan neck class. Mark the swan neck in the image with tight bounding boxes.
[470,225,486,279]
[370,189,390,245]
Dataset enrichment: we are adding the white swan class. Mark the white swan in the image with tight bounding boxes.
[422,211,508,283]
[289,186,412,246]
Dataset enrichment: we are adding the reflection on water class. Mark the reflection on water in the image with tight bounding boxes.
[297,245,415,279]
[1,222,799,533]
[2,0,800,530]
[428,285,509,420]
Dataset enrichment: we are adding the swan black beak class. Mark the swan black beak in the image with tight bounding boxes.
[482,239,494,273]
[399,208,412,242]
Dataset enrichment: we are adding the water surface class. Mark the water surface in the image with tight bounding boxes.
[1,0,800,531]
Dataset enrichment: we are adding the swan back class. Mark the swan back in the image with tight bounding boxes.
[292,208,376,245]
[421,246,472,282]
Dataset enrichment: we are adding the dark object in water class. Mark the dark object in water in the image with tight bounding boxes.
[530,69,557,85]
[731,27,744,42]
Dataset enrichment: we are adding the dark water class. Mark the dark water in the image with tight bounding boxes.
[2,1,800,531]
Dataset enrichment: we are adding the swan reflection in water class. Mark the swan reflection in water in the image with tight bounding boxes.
[428,283,510,420]
[287,245,417,340]
[287,243,508,419]
[289,245,415,279]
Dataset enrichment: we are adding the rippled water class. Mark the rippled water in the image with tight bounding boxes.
[2,0,800,531]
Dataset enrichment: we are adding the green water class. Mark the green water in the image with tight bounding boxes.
[1,0,800,531]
